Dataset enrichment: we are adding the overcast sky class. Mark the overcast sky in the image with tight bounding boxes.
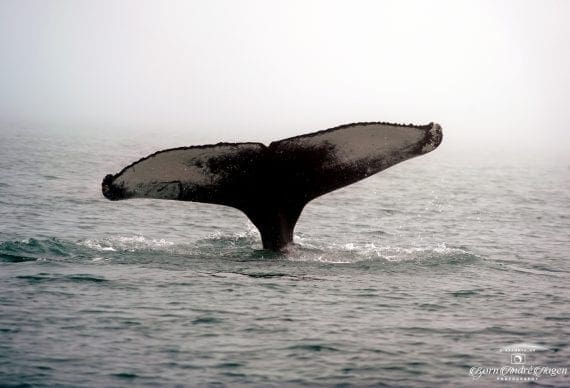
[1,0,568,150]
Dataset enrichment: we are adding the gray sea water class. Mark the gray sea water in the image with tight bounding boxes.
[0,128,568,387]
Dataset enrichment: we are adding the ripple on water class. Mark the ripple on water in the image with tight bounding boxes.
[192,316,223,325]
[15,273,108,284]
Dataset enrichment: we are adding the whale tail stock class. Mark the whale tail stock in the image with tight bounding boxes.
[102,121,443,250]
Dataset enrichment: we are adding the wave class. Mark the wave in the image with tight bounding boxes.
[0,238,75,263]
[1,233,481,267]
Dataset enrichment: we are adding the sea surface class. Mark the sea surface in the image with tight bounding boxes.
[0,128,568,387]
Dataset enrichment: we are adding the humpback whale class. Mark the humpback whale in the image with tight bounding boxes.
[102,121,442,250]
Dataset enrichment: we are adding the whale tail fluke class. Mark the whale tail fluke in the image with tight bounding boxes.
[102,121,442,250]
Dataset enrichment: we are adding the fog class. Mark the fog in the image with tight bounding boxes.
[1,0,569,151]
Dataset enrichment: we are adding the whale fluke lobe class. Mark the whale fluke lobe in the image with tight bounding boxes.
[102,121,443,250]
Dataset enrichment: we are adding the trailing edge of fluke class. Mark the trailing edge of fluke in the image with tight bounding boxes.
[102,121,443,250]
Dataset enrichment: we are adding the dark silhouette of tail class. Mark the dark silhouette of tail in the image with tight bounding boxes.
[102,121,443,250]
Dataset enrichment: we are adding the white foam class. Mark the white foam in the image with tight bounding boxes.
[80,235,174,252]
[288,240,474,263]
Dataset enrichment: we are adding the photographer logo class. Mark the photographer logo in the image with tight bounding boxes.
[468,343,567,383]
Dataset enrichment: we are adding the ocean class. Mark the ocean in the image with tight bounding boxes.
[0,128,568,387]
